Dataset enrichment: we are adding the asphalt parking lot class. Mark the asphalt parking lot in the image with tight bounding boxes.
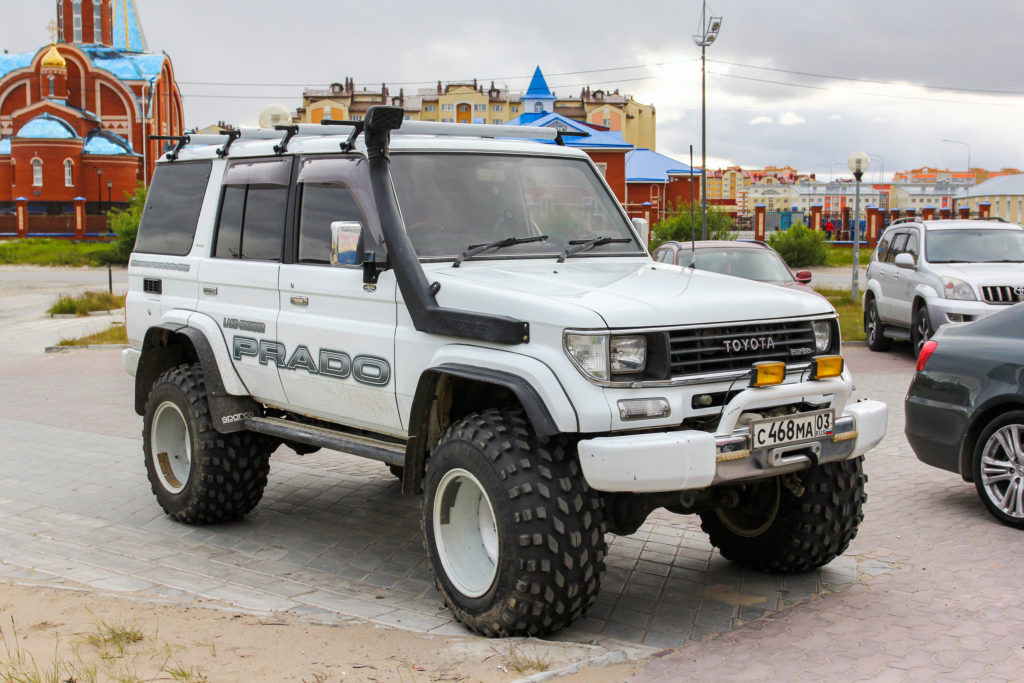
[1,276,1022,678]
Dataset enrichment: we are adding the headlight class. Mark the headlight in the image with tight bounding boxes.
[565,333,609,380]
[565,333,648,381]
[812,320,832,353]
[939,277,977,301]
[610,335,647,374]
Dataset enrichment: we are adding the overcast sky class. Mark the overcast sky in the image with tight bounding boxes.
[4,0,1023,180]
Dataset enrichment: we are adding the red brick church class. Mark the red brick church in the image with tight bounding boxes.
[0,0,183,238]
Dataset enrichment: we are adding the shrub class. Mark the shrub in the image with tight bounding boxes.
[649,201,734,249]
[767,222,828,267]
[104,182,146,264]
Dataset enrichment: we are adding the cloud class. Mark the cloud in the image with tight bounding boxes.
[778,112,806,126]
[749,116,773,125]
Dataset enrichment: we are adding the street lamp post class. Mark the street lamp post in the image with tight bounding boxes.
[693,3,722,241]
[107,180,112,213]
[95,167,103,214]
[848,152,870,302]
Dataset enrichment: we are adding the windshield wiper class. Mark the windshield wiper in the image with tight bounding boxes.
[557,236,632,263]
[452,235,549,268]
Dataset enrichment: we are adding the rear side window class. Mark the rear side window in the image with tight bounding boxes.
[134,161,212,255]
[213,158,290,262]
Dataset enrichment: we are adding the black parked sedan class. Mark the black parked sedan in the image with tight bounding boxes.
[905,302,1024,527]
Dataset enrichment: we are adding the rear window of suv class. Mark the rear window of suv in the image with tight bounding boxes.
[134,161,213,256]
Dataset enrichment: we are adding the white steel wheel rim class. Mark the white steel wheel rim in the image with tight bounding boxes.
[151,401,192,494]
[433,468,500,598]
[980,423,1024,519]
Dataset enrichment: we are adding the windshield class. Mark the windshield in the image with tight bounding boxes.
[389,153,642,259]
[927,229,1024,263]
[677,246,794,282]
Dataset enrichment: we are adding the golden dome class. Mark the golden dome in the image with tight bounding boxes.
[41,43,66,69]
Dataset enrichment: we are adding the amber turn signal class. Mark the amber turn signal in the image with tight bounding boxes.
[750,361,786,387]
[810,355,844,380]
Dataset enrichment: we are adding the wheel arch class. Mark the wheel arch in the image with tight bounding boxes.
[401,365,560,495]
[135,323,259,433]
[958,398,1024,482]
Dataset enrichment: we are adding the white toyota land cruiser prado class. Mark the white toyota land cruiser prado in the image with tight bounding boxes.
[124,106,887,637]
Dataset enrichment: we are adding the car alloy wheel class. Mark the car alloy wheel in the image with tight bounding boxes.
[978,421,1024,524]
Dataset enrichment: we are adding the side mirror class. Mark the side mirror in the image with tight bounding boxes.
[894,252,916,269]
[631,217,650,246]
[330,221,362,266]
[795,270,812,284]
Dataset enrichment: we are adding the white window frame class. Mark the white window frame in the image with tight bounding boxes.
[32,158,43,187]
[322,106,332,119]
[440,103,454,111]
[473,104,486,111]
[493,104,503,112]
[424,104,436,112]
[64,159,73,187]
[595,162,608,178]
[93,0,104,41]
[491,119,502,125]
[72,0,83,42]
[441,117,454,123]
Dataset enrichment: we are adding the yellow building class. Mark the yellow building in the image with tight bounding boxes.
[296,67,656,149]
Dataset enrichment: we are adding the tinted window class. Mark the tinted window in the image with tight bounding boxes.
[883,233,907,263]
[875,232,893,262]
[212,186,287,262]
[134,161,212,255]
[298,184,367,264]
[903,231,920,262]
[241,187,287,261]
[214,187,244,259]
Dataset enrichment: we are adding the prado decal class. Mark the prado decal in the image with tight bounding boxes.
[231,336,391,387]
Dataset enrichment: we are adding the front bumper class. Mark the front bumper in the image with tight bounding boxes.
[925,297,1000,329]
[577,378,888,493]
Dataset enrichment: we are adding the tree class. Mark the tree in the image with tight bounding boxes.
[766,222,828,267]
[105,182,146,264]
[649,201,734,249]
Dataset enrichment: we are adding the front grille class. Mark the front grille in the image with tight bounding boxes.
[981,285,1024,305]
[669,320,818,377]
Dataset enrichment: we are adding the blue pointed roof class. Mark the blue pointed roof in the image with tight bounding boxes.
[0,51,33,79]
[112,0,149,53]
[503,112,634,149]
[524,66,555,100]
[16,114,79,139]
[625,149,695,182]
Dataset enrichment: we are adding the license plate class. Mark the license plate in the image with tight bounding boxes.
[750,410,834,450]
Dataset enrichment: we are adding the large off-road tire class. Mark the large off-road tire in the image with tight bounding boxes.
[912,305,933,357]
[422,409,606,637]
[973,410,1024,529]
[699,458,867,573]
[864,297,892,351]
[143,363,272,524]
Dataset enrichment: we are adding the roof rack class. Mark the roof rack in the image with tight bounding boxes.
[555,130,588,146]
[980,216,1010,222]
[888,217,921,226]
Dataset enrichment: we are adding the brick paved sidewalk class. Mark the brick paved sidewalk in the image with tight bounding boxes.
[0,348,893,667]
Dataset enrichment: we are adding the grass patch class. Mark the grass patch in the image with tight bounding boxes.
[816,286,865,342]
[0,238,114,267]
[57,322,128,347]
[824,246,874,267]
[493,641,553,674]
[48,290,124,316]
[84,619,144,658]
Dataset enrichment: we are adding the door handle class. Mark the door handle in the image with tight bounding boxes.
[290,296,309,306]
[202,286,218,296]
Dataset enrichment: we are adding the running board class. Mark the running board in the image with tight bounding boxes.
[882,328,911,341]
[245,416,405,467]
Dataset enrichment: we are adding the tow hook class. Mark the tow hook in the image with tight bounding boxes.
[782,474,805,498]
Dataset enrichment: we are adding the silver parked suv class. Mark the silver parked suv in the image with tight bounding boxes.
[863,218,1024,355]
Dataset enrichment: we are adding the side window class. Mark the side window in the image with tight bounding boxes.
[213,158,290,262]
[903,231,920,262]
[875,232,893,262]
[298,183,368,264]
[884,233,908,263]
[135,161,213,256]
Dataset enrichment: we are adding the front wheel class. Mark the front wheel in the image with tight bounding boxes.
[864,297,892,351]
[143,364,272,524]
[699,458,867,573]
[973,411,1024,528]
[422,409,606,637]
[912,305,933,357]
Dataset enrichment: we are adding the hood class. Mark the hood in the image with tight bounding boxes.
[427,258,834,329]
[929,262,1024,285]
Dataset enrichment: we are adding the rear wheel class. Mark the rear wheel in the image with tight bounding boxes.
[143,364,272,524]
[864,297,892,351]
[912,305,933,357]
[422,409,606,637]
[699,458,867,573]
[973,411,1024,528]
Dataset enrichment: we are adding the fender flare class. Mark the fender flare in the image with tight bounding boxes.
[401,364,562,495]
[135,319,259,433]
